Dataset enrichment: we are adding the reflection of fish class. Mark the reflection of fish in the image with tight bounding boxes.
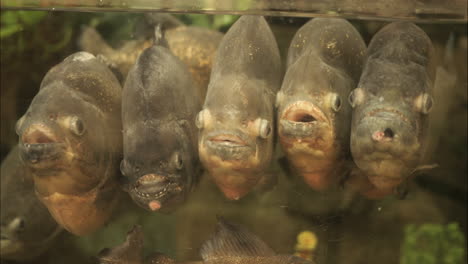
[349,22,436,198]
[276,18,366,190]
[98,218,315,264]
[120,27,201,212]
[78,14,223,98]
[1,146,62,261]
[15,52,123,235]
[197,16,282,200]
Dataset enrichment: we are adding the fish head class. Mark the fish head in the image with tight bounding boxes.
[16,52,122,195]
[17,84,108,169]
[349,83,433,189]
[121,123,196,212]
[197,76,275,199]
[276,60,352,189]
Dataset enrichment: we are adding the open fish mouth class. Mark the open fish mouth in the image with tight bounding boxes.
[132,174,182,200]
[280,101,329,137]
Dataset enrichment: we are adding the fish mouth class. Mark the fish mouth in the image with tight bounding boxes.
[130,174,182,211]
[280,101,329,137]
[19,142,66,166]
[19,126,65,166]
[203,131,254,160]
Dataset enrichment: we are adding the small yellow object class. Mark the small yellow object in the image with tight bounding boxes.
[295,231,318,251]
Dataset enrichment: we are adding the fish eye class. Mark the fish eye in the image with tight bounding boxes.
[258,119,271,139]
[120,160,126,176]
[195,110,204,129]
[173,153,183,170]
[330,93,342,112]
[15,115,25,136]
[420,93,433,114]
[348,88,364,108]
[70,116,85,136]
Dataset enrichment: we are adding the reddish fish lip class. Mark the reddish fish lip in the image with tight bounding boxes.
[281,101,329,124]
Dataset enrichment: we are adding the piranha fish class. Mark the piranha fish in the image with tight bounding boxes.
[1,146,62,261]
[196,16,282,200]
[15,52,123,236]
[120,26,201,212]
[97,218,315,264]
[78,14,223,98]
[276,18,366,191]
[348,22,436,198]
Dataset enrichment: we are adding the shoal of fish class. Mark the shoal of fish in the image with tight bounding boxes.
[1,13,438,263]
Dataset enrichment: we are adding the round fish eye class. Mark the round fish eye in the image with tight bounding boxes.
[70,116,85,136]
[195,110,204,129]
[174,153,183,170]
[348,88,364,108]
[330,93,342,112]
[120,160,126,176]
[422,94,433,114]
[15,115,25,136]
[259,119,271,139]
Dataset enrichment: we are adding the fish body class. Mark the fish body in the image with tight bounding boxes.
[98,218,314,264]
[0,147,62,261]
[197,16,282,200]
[78,17,223,98]
[349,22,436,198]
[15,52,123,235]
[120,28,201,212]
[276,18,366,190]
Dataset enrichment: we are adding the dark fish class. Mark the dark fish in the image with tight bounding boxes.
[1,146,62,261]
[15,52,123,236]
[348,22,436,198]
[97,219,315,264]
[120,27,201,212]
[276,18,366,190]
[196,16,282,200]
[78,15,223,98]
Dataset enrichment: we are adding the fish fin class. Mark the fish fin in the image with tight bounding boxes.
[78,26,115,57]
[411,163,438,175]
[255,170,277,193]
[200,217,275,261]
[147,252,176,263]
[98,225,144,264]
[153,24,169,48]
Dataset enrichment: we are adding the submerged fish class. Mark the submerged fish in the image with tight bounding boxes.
[78,14,223,98]
[120,27,201,212]
[348,22,436,198]
[276,18,366,190]
[197,16,282,200]
[15,52,123,235]
[0,147,62,261]
[97,218,315,264]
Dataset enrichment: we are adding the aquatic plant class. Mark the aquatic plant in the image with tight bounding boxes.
[401,222,466,264]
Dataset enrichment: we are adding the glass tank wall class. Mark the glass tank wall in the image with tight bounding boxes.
[0,1,467,264]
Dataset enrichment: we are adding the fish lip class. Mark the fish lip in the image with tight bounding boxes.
[205,131,252,149]
[21,125,59,144]
[130,173,182,201]
[279,101,329,137]
[360,108,412,126]
[18,142,66,165]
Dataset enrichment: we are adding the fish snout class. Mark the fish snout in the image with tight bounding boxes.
[19,125,64,165]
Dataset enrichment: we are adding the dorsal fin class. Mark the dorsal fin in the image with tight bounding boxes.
[98,225,144,264]
[153,24,169,48]
[200,217,275,261]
